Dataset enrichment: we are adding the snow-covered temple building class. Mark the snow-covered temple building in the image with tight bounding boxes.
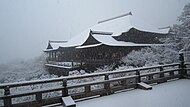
[44,12,170,71]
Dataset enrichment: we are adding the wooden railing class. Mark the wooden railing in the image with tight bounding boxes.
[0,55,190,107]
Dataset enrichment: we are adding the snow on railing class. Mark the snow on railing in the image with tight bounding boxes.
[0,53,189,107]
[0,62,188,107]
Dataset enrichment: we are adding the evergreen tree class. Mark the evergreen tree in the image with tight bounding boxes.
[172,3,190,52]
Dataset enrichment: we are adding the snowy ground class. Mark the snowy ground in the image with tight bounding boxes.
[76,79,190,107]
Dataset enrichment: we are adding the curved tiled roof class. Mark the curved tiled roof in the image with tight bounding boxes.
[45,12,169,51]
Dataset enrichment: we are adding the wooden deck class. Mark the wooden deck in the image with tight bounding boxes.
[76,79,190,107]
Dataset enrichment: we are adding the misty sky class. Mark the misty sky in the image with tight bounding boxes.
[0,0,189,64]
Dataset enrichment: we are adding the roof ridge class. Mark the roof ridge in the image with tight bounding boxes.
[98,12,132,24]
[158,26,171,29]
[91,30,113,35]
[49,40,67,43]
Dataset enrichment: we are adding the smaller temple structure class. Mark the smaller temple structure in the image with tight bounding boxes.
[44,12,170,74]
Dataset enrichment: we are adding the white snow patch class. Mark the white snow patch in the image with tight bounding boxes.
[77,79,190,107]
[45,64,72,69]
[92,14,167,36]
[93,34,162,47]
[76,43,102,49]
[62,96,76,106]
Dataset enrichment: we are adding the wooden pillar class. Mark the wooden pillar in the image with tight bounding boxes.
[52,52,54,61]
[48,52,51,61]
[54,52,57,61]
[71,61,74,67]
[51,52,53,60]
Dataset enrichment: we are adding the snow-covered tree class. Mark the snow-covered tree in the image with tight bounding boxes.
[172,3,190,52]
[121,3,190,67]
[0,53,50,83]
[178,3,190,31]
[121,46,179,67]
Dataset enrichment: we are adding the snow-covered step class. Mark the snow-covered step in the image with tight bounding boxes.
[62,96,76,107]
[138,82,152,90]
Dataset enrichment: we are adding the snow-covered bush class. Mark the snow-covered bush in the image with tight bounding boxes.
[121,46,179,67]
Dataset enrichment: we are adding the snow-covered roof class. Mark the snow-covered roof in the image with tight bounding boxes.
[45,12,169,51]
[92,13,169,36]
[76,43,103,49]
[75,34,163,49]
[50,43,62,49]
[92,34,159,47]
[45,64,72,69]
[158,27,171,34]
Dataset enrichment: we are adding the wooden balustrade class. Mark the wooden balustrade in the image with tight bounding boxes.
[0,62,189,107]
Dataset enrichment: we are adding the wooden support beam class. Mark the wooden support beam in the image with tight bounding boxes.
[138,82,152,90]
[62,96,76,107]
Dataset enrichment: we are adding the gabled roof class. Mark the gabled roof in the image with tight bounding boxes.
[158,26,171,34]
[92,34,139,46]
[76,34,159,49]
[45,12,169,51]
[47,42,53,49]
[91,12,169,36]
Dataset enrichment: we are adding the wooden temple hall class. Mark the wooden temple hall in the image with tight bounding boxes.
[44,12,170,74]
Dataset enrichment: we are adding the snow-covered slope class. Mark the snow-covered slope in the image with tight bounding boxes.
[0,54,54,83]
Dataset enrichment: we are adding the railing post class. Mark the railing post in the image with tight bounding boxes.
[36,93,42,103]
[148,74,153,81]
[121,78,127,86]
[62,79,68,97]
[158,66,166,83]
[104,74,111,95]
[169,70,174,77]
[136,70,141,83]
[159,66,164,78]
[179,52,186,78]
[4,86,11,107]
[85,85,91,93]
